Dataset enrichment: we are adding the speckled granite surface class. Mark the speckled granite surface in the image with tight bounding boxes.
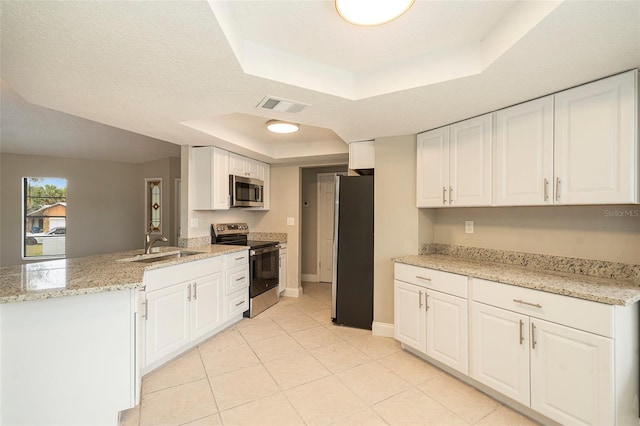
[178,236,211,248]
[397,249,640,306]
[0,245,246,304]
[420,243,640,284]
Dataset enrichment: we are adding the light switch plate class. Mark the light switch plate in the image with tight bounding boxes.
[191,218,199,228]
[465,220,474,234]
[287,217,295,226]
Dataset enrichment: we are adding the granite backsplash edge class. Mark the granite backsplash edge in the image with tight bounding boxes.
[420,243,640,286]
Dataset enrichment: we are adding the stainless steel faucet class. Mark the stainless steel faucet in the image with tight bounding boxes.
[145,232,168,254]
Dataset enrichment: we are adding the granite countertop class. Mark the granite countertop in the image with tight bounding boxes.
[0,245,247,304]
[393,254,640,306]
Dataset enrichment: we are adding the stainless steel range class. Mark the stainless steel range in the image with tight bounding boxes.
[212,223,280,318]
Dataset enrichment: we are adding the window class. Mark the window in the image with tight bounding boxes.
[23,177,67,259]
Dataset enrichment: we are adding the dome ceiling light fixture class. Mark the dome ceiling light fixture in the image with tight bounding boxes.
[335,0,415,27]
[266,120,300,134]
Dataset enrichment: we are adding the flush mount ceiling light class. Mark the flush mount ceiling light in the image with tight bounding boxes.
[335,0,415,26]
[266,120,299,134]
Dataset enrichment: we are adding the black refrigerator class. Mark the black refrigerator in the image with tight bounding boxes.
[331,175,374,330]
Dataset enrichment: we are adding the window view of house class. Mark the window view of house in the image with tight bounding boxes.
[23,177,67,259]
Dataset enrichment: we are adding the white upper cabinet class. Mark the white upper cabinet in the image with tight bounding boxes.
[417,114,492,207]
[190,146,229,210]
[494,96,554,206]
[449,114,493,206]
[229,153,261,178]
[554,70,638,204]
[349,141,375,170]
[417,127,449,207]
[417,70,638,208]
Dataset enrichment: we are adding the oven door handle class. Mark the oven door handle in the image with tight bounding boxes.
[250,245,280,256]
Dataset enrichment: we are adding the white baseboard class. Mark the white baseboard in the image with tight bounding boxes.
[301,274,318,282]
[372,321,394,337]
[283,286,303,298]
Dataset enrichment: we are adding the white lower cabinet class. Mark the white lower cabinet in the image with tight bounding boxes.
[394,264,468,375]
[143,253,248,373]
[471,277,622,425]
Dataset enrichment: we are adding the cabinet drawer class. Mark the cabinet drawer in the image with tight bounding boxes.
[144,256,224,292]
[394,263,468,298]
[226,288,249,319]
[226,250,249,269]
[472,278,613,337]
[227,265,249,295]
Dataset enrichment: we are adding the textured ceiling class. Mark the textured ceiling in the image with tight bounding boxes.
[1,0,639,165]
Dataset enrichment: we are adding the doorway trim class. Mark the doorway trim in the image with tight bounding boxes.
[316,172,347,282]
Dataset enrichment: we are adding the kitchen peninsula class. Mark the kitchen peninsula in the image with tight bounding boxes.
[0,245,246,426]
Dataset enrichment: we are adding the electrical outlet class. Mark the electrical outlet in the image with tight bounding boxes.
[465,220,474,234]
[191,218,199,228]
[287,217,295,226]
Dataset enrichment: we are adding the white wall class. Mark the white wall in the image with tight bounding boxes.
[373,135,419,325]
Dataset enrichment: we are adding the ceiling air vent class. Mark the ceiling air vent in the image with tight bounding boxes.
[257,96,308,113]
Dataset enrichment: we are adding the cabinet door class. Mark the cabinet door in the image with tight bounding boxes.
[426,290,468,374]
[145,283,191,366]
[417,127,450,207]
[279,249,287,294]
[471,302,530,405]
[191,272,224,341]
[530,318,613,425]
[494,97,554,206]
[212,148,230,210]
[394,280,426,353]
[190,146,213,210]
[259,162,270,210]
[229,153,246,176]
[554,70,637,204]
[349,141,375,170]
[245,158,260,178]
[449,113,493,206]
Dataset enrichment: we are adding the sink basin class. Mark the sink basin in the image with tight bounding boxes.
[127,251,203,263]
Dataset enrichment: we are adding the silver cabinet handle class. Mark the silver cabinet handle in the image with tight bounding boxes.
[235,300,245,307]
[418,290,423,308]
[531,322,537,349]
[235,276,245,282]
[142,300,148,320]
[442,187,447,205]
[555,177,561,201]
[519,319,524,345]
[416,276,431,281]
[449,186,453,204]
[235,256,244,261]
[193,283,197,300]
[513,299,542,309]
[187,284,191,302]
[425,293,429,312]
[543,178,549,201]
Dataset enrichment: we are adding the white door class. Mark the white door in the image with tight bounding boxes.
[530,318,614,425]
[449,113,493,206]
[191,272,224,340]
[394,280,426,353]
[417,127,450,207]
[145,283,191,366]
[471,302,530,405]
[494,96,554,206]
[317,173,336,282]
[426,289,468,374]
[554,70,636,204]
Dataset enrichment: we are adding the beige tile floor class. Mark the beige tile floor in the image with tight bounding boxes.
[120,282,539,426]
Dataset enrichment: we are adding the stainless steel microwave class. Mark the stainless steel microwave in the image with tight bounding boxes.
[230,175,264,207]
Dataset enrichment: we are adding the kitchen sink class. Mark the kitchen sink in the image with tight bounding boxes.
[124,251,203,263]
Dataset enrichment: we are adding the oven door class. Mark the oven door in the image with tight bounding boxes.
[230,175,264,208]
[249,245,279,297]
